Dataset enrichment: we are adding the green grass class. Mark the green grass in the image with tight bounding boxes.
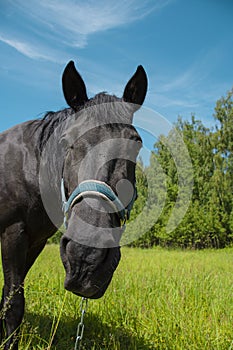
[0,246,233,349]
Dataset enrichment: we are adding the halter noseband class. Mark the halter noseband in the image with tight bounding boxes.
[61,179,137,228]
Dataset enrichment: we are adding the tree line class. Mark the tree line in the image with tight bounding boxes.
[128,88,233,248]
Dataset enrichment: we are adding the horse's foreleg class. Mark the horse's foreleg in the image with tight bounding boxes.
[0,222,28,350]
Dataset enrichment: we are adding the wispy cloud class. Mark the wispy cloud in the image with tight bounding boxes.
[12,0,170,36]
[147,46,230,124]
[158,56,210,95]
[0,34,52,61]
[0,32,72,64]
[1,0,172,61]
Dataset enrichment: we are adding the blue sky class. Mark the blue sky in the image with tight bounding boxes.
[0,0,233,136]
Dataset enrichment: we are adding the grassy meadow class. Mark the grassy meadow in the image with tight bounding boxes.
[0,245,232,349]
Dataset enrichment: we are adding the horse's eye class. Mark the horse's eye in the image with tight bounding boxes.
[60,136,74,150]
[136,139,142,149]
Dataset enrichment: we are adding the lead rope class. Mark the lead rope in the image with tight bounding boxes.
[74,297,88,350]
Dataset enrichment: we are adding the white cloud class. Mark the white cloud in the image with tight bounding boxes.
[1,0,172,60]
[0,34,51,61]
[0,33,72,63]
[13,0,169,37]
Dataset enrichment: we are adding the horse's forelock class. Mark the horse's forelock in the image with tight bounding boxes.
[36,92,132,153]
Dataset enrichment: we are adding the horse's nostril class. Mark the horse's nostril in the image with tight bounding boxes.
[60,236,71,273]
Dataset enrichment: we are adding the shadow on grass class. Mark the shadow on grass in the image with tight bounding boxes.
[23,311,153,350]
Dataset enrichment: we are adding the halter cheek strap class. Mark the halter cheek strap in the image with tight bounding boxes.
[61,179,137,228]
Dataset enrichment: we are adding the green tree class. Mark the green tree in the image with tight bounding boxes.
[130,88,233,248]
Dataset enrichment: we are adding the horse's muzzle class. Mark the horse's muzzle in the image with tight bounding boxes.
[60,236,121,299]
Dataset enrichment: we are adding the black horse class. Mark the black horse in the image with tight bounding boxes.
[0,61,147,349]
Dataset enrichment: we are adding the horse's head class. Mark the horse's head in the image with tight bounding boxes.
[60,61,147,298]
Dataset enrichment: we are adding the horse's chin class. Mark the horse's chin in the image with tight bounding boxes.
[60,236,121,298]
[64,275,111,299]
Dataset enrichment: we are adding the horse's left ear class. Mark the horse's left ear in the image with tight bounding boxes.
[123,65,148,109]
[62,61,88,110]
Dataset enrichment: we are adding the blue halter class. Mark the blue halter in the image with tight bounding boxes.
[61,179,137,228]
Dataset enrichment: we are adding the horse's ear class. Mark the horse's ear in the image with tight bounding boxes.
[62,61,88,109]
[123,65,148,109]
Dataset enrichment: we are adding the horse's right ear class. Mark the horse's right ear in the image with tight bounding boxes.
[62,61,88,110]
